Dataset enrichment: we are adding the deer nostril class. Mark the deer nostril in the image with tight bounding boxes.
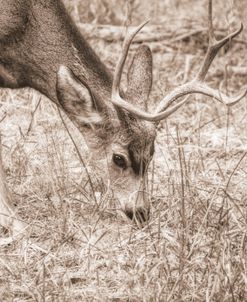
[125,209,134,220]
[125,207,150,224]
[135,207,150,223]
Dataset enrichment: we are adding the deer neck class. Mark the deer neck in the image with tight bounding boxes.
[33,0,113,104]
[0,0,113,107]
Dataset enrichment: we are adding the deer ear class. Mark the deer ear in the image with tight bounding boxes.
[126,45,153,110]
[56,66,102,125]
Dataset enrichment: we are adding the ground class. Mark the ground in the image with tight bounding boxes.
[0,0,247,301]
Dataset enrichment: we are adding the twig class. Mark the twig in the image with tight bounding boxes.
[78,23,247,45]
[26,96,42,135]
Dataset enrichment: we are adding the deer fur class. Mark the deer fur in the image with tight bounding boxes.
[0,0,156,234]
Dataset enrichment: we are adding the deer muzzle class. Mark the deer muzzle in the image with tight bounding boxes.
[124,188,150,224]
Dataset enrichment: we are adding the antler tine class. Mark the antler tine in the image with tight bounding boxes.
[111,0,246,122]
[111,20,192,122]
[111,20,164,121]
[197,0,243,81]
[196,23,243,82]
[156,0,245,114]
[112,21,149,101]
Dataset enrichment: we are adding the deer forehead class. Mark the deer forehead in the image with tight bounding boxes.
[111,118,156,148]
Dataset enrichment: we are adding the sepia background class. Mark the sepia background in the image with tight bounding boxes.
[0,0,247,301]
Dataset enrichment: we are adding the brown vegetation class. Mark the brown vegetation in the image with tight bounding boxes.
[0,0,247,301]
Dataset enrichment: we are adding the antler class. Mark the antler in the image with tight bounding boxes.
[111,0,246,122]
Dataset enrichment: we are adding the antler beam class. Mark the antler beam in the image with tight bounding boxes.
[111,0,246,122]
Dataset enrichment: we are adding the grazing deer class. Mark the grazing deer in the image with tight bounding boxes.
[0,0,245,239]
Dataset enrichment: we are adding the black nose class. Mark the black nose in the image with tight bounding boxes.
[125,207,150,224]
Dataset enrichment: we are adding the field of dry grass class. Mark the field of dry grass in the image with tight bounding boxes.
[0,0,247,301]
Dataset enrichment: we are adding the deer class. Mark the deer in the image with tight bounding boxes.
[0,0,245,241]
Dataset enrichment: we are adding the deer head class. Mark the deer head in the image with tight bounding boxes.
[55,0,246,224]
[56,44,155,223]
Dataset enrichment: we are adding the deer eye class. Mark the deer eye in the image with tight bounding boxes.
[113,154,127,169]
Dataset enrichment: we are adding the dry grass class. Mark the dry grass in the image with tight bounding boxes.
[0,0,247,301]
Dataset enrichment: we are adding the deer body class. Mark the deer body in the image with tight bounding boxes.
[0,0,157,234]
[0,0,244,238]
